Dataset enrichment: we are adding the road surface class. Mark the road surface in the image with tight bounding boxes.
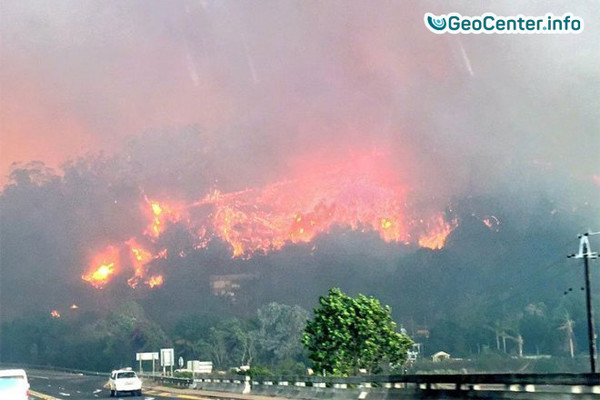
[27,369,206,400]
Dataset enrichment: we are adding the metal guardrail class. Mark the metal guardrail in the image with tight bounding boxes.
[149,372,600,397]
[150,372,600,387]
[5,363,599,398]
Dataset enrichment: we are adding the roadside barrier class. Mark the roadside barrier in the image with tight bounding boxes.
[149,372,600,399]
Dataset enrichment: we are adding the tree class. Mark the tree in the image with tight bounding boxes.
[302,288,412,375]
[257,302,309,365]
[558,312,576,358]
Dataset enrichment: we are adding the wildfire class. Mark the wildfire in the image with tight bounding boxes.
[417,216,457,250]
[82,241,166,289]
[147,275,164,288]
[127,239,152,288]
[482,215,501,231]
[82,246,120,288]
[144,200,182,238]
[82,151,460,289]
[196,155,415,257]
[126,238,166,288]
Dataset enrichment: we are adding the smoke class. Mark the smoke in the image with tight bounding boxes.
[1,1,599,322]
[2,1,597,189]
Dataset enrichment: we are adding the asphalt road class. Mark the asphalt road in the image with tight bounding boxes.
[26,369,202,400]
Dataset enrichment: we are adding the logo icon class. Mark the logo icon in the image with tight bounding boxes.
[425,13,447,32]
[424,12,583,34]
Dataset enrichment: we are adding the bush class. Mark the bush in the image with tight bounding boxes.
[174,371,193,379]
[244,365,274,379]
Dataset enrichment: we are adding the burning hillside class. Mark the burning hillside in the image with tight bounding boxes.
[81,151,457,289]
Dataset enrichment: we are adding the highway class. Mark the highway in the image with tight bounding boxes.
[26,369,206,400]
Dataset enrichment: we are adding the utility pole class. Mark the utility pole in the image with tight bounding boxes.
[568,232,599,373]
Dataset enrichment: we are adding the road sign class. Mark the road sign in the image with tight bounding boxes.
[160,348,174,367]
[178,356,184,368]
[136,352,159,361]
[187,360,212,374]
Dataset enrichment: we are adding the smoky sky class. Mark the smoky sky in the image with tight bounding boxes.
[1,1,600,328]
[1,0,599,199]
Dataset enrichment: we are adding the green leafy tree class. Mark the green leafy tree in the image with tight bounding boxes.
[302,288,412,375]
[257,302,309,364]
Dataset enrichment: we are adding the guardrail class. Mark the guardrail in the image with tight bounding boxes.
[4,363,599,399]
[149,372,600,399]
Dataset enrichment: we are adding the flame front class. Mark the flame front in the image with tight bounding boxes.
[144,200,182,238]
[126,238,166,288]
[197,155,415,258]
[82,246,120,288]
[418,216,457,250]
[147,275,164,288]
[82,152,459,289]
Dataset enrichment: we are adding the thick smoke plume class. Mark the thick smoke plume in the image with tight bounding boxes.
[1,1,599,325]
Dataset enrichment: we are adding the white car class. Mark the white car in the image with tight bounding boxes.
[108,368,142,397]
[0,369,30,400]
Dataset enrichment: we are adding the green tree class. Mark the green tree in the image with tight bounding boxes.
[257,302,309,365]
[302,288,412,375]
[196,317,257,368]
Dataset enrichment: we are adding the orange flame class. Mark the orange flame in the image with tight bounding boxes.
[83,151,459,289]
[147,275,164,288]
[82,246,120,288]
[196,154,415,257]
[482,215,500,231]
[125,238,166,288]
[144,200,182,238]
[418,215,457,250]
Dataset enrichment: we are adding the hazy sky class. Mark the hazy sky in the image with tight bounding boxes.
[1,1,599,194]
[1,0,599,323]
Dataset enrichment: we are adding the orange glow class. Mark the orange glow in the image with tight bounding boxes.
[144,200,183,238]
[418,215,457,250]
[125,238,166,288]
[194,152,451,257]
[50,310,61,318]
[82,151,459,289]
[147,275,164,288]
[126,238,153,288]
[82,246,120,288]
[70,304,79,310]
[482,215,500,231]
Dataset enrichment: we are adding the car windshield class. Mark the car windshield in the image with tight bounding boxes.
[117,372,136,379]
[0,376,25,389]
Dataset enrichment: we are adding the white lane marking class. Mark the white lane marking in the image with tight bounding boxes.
[93,389,102,393]
[58,392,71,397]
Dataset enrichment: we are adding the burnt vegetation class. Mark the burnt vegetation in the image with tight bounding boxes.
[1,130,598,373]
